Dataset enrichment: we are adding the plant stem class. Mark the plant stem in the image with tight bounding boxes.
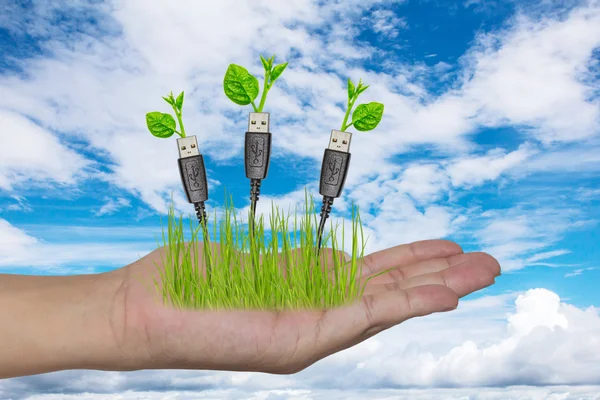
[250,100,259,113]
[171,104,186,138]
[341,95,358,131]
[257,73,270,112]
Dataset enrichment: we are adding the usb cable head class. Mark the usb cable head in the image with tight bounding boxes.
[319,130,352,199]
[317,129,353,250]
[245,112,272,230]
[245,112,272,180]
[327,130,352,153]
[176,136,200,158]
[248,112,270,133]
[176,135,208,210]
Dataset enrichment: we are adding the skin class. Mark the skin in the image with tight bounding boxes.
[0,239,500,379]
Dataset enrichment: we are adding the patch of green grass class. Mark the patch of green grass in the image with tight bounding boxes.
[153,192,369,310]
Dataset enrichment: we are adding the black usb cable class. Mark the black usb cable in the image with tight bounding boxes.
[316,130,352,251]
[244,112,272,231]
[176,135,209,226]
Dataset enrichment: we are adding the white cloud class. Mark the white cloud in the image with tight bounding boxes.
[445,144,537,187]
[0,218,154,270]
[341,147,550,255]
[565,268,585,277]
[524,144,600,173]
[95,196,132,216]
[0,1,598,285]
[565,267,595,278]
[0,110,90,190]
[526,249,571,263]
[359,193,455,253]
[370,9,408,38]
[0,0,404,212]
[0,195,33,212]
[8,387,600,400]
[397,163,450,203]
[0,218,38,249]
[461,4,600,142]
[1,0,599,216]
[318,288,600,387]
[456,203,592,272]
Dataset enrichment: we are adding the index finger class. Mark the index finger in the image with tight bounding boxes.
[359,239,463,279]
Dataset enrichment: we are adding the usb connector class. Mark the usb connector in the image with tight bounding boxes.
[176,136,200,158]
[248,112,270,133]
[319,129,352,198]
[176,135,208,224]
[327,130,352,152]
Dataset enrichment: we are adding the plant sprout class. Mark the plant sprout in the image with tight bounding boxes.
[145,91,187,138]
[223,55,288,112]
[341,78,384,132]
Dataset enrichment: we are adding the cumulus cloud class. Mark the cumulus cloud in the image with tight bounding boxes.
[0,0,596,281]
[0,110,90,190]
[2,0,599,216]
[0,0,403,212]
[461,3,600,142]
[316,288,600,388]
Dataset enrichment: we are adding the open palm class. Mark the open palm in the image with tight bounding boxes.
[108,239,500,374]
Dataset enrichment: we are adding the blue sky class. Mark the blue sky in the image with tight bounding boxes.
[1,0,600,398]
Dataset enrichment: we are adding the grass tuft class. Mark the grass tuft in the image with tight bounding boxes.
[153,191,369,310]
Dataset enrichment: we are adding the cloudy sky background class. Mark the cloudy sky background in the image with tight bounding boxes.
[1,0,600,398]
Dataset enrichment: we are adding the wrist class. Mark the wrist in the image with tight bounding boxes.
[0,269,129,378]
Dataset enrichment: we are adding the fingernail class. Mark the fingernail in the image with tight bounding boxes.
[343,251,351,262]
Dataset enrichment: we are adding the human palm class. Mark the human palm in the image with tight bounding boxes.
[108,239,500,374]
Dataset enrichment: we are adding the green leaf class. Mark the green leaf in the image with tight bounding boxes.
[260,55,269,72]
[162,96,174,106]
[146,112,176,138]
[347,78,355,101]
[269,62,288,85]
[268,55,275,70]
[223,64,260,106]
[356,84,370,96]
[175,91,184,110]
[351,102,384,131]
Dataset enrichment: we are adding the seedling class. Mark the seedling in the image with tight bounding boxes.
[145,91,187,138]
[223,55,288,111]
[144,91,212,279]
[340,78,384,132]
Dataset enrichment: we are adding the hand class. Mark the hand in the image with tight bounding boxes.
[105,239,500,374]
